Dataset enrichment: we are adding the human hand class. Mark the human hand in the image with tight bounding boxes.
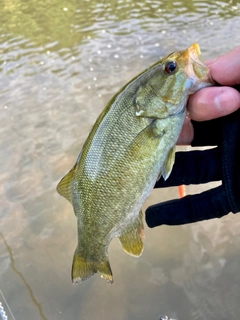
[145,47,240,228]
[178,46,240,145]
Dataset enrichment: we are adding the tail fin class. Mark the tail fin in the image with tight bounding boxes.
[71,248,113,284]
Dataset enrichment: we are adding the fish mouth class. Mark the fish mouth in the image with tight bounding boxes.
[185,43,215,90]
[191,43,201,57]
[188,43,206,69]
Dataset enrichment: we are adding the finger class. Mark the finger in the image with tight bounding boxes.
[177,117,194,145]
[206,46,240,86]
[155,148,221,188]
[145,186,230,228]
[187,86,240,121]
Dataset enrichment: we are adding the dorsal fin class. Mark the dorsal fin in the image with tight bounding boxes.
[56,167,75,204]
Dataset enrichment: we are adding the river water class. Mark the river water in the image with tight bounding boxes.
[0,1,240,319]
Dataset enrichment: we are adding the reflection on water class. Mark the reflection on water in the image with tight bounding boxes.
[0,0,240,319]
[0,232,47,320]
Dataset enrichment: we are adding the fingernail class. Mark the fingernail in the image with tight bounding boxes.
[214,89,238,114]
[214,91,228,113]
[206,58,218,67]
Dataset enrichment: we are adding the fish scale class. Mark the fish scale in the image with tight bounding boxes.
[57,43,214,284]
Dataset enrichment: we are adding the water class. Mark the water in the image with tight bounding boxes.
[0,0,240,319]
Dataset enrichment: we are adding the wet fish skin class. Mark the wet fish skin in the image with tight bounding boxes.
[57,43,214,284]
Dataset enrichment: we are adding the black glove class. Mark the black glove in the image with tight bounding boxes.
[146,94,240,228]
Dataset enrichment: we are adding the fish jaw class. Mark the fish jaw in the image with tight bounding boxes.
[184,43,215,93]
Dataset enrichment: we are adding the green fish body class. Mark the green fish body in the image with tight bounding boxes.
[57,43,213,283]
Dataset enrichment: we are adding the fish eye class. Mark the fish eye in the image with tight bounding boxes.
[164,60,178,75]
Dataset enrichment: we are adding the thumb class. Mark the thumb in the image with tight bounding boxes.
[187,86,240,121]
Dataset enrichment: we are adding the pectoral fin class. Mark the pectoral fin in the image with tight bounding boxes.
[156,170,162,181]
[118,210,144,257]
[162,146,176,180]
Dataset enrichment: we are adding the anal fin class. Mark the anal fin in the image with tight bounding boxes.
[118,210,144,257]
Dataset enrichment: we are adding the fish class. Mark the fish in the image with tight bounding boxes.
[57,43,214,284]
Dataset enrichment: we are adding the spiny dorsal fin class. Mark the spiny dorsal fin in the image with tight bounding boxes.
[56,167,75,204]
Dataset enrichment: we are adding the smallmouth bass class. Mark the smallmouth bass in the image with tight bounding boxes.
[57,43,213,284]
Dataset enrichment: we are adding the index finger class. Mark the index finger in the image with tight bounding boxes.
[206,46,240,86]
